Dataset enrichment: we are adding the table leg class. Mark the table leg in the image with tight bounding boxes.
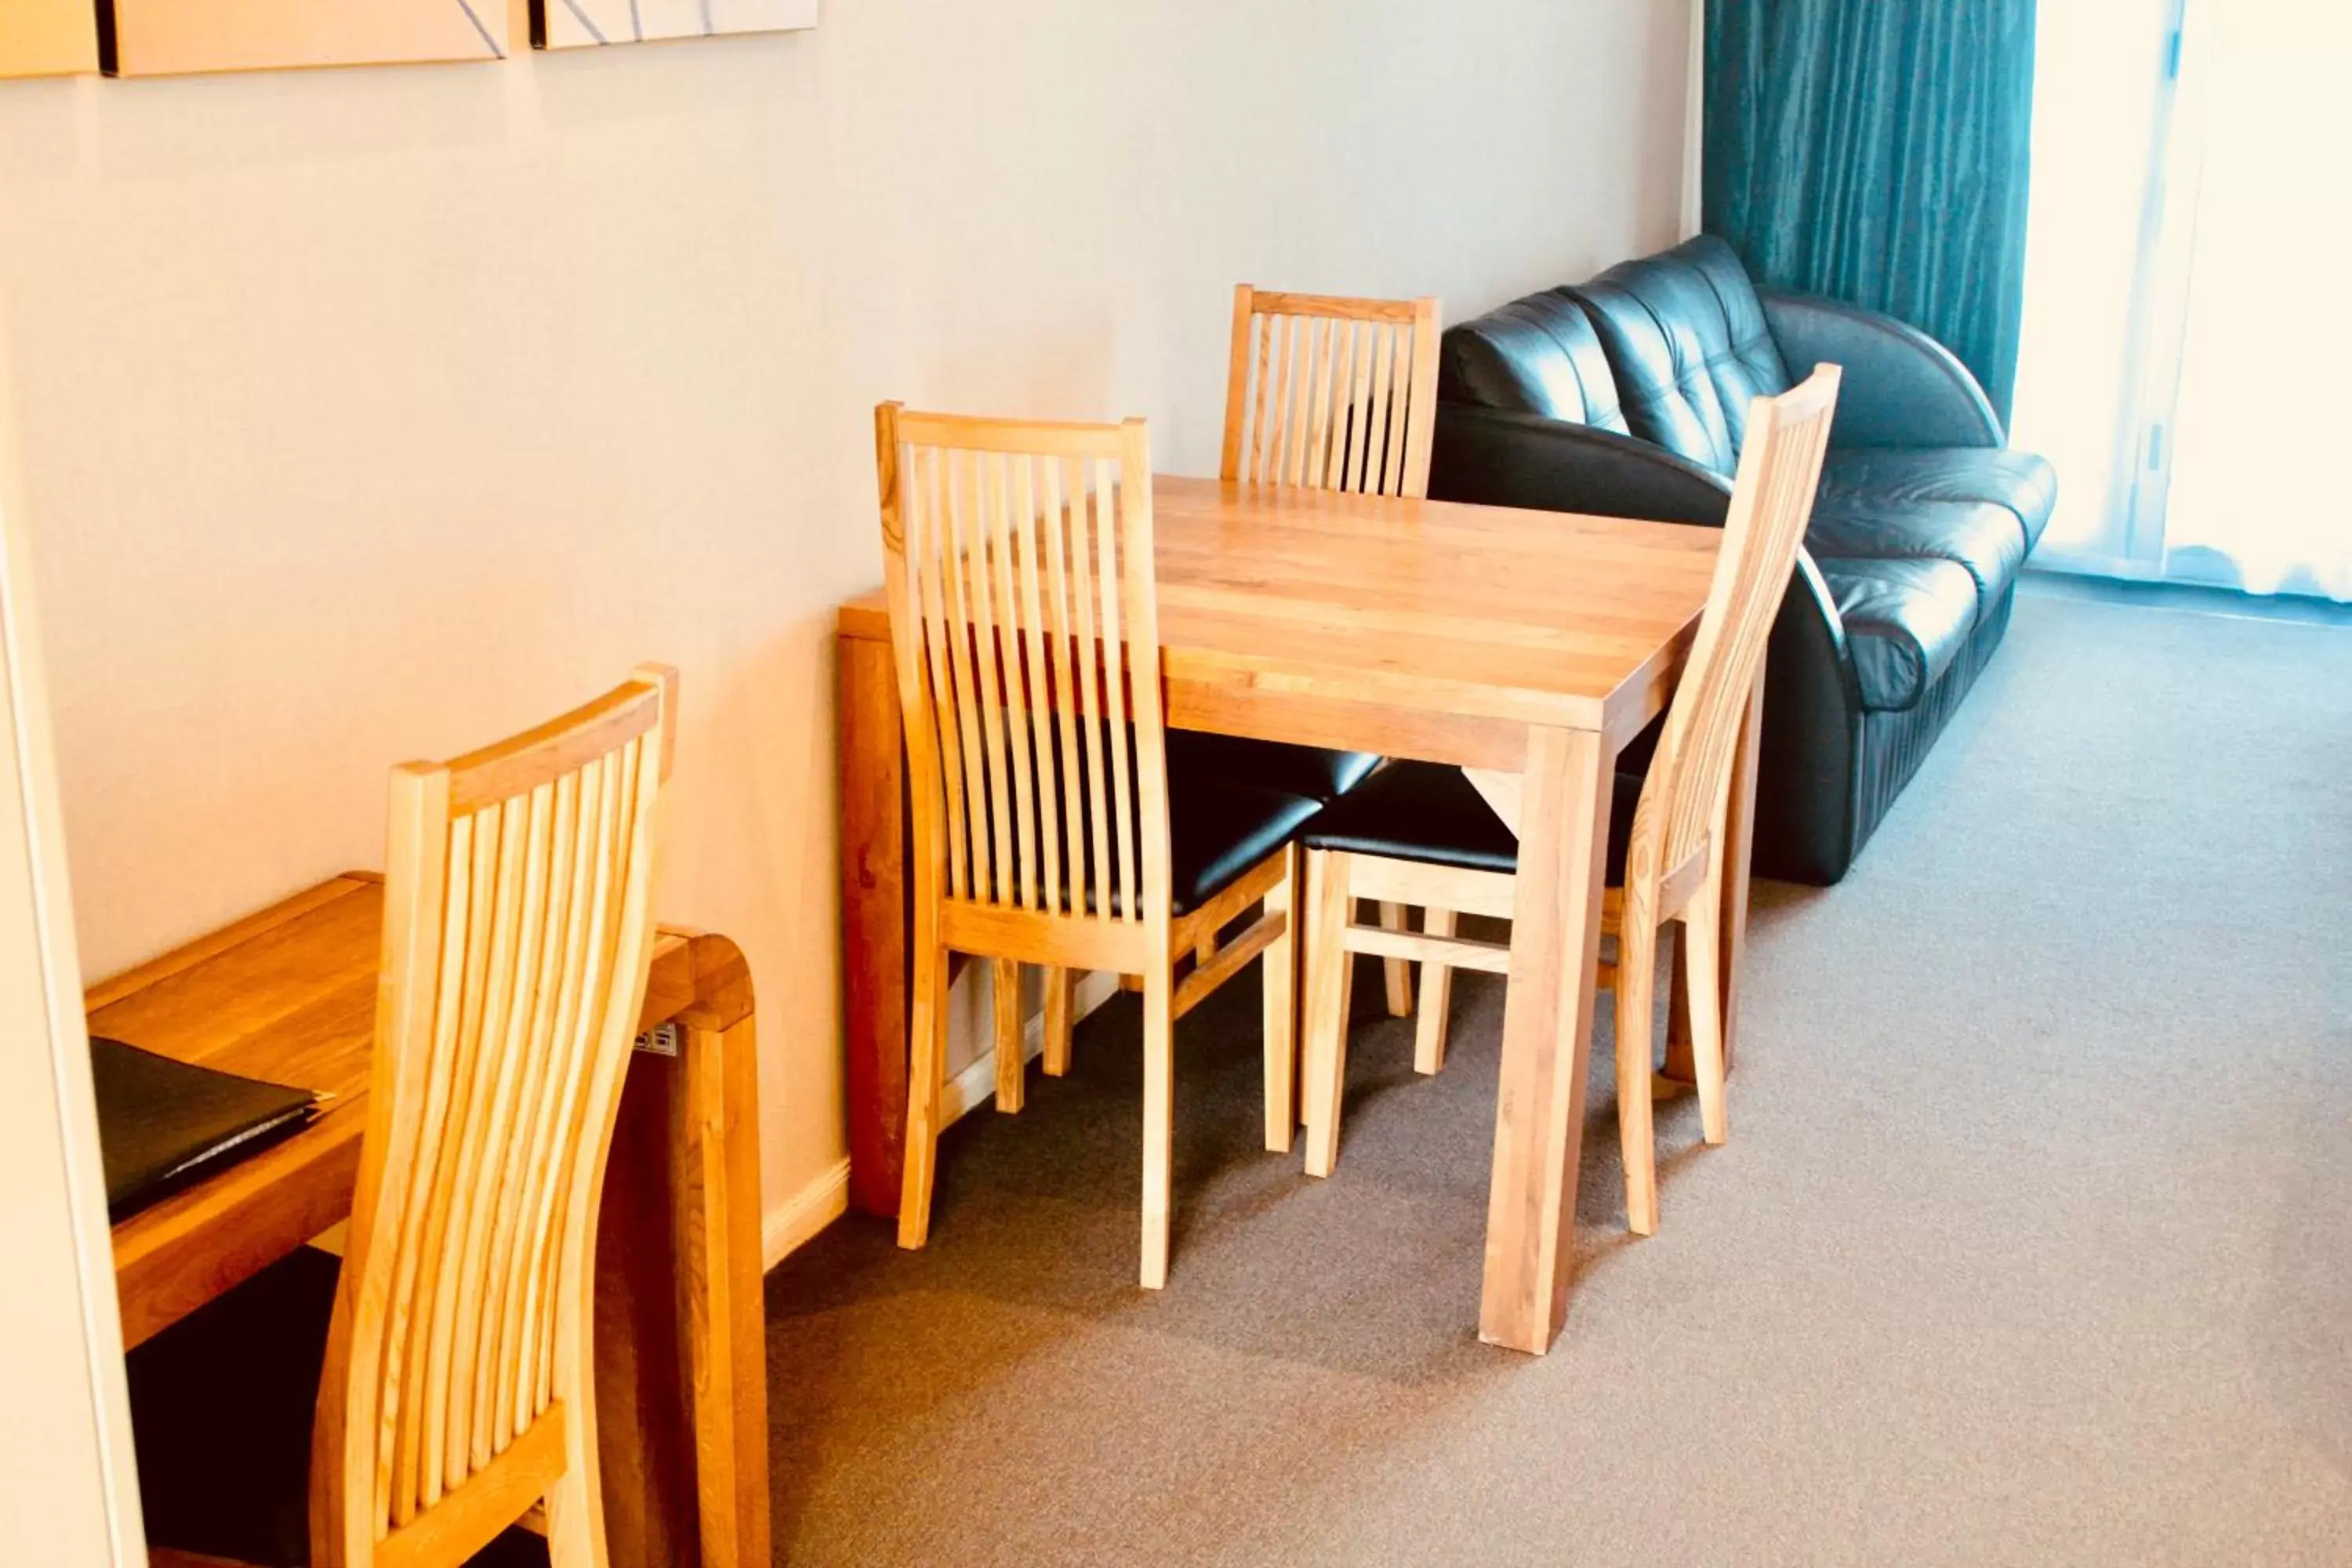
[1666,664,1762,1083]
[596,1061,696,1568]
[677,1014,771,1568]
[1479,725,1613,1356]
[840,632,908,1218]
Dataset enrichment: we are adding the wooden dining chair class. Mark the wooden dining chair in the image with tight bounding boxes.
[877,404,1313,1289]
[128,667,679,1568]
[1296,368,1842,1235]
[1181,284,1445,1018]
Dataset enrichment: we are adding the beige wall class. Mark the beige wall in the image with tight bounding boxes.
[0,0,1692,1236]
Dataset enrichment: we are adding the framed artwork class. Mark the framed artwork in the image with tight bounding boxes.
[1,0,99,78]
[106,0,508,78]
[535,0,818,51]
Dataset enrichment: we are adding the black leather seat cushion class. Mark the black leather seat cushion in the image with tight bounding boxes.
[1820,447,2058,553]
[1167,782,1323,914]
[1567,235,1793,476]
[125,1248,547,1568]
[1301,760,1645,886]
[1815,557,1980,712]
[1166,731,1379,802]
[1437,288,1632,433]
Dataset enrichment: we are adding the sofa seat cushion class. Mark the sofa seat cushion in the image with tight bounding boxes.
[1806,489,2028,619]
[1820,448,2059,552]
[1301,760,1646,886]
[1436,288,1631,433]
[1567,235,1791,476]
[1817,557,1980,713]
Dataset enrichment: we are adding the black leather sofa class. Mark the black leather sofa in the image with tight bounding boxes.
[1430,237,2055,884]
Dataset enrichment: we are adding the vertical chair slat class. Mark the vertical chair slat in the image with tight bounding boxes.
[1363,321,1397,497]
[1096,459,1138,921]
[1222,284,1258,488]
[1069,458,1115,926]
[1041,459,1085,916]
[909,452,968,900]
[936,450,993,904]
[441,794,532,1486]
[379,809,471,1525]
[990,453,1040,910]
[1381,319,1414,497]
[488,772,574,1447]
[1341,318,1375,492]
[1013,454,1058,914]
[408,812,502,1515]
[511,755,599,1429]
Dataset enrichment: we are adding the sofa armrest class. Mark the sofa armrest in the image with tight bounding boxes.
[1760,290,2004,450]
[1428,403,1733,527]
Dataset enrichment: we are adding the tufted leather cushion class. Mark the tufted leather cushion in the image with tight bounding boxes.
[1805,495,2028,622]
[1165,731,1379,802]
[1438,289,1630,434]
[1301,760,1646,887]
[1815,558,1980,712]
[1819,448,2058,553]
[1568,235,1791,476]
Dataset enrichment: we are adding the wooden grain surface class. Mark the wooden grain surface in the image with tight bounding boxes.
[837,474,1722,757]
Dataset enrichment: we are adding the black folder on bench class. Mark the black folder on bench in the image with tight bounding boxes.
[90,1036,322,1222]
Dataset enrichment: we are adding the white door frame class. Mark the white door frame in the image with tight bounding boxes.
[0,303,148,1567]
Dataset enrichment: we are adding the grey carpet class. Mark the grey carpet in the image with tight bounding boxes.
[765,587,2352,1565]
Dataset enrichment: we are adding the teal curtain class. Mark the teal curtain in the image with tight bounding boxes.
[1704,0,2038,426]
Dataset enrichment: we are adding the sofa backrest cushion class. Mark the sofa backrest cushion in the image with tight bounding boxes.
[1568,234,1791,477]
[1437,288,1629,435]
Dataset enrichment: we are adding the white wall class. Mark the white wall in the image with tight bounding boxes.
[0,0,1693,1236]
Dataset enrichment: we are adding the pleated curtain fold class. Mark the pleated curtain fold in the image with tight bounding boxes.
[1703,0,2038,426]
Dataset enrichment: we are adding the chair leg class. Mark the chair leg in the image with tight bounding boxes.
[1615,913,1662,1237]
[1140,962,1176,1290]
[896,938,950,1250]
[1041,966,1075,1077]
[1413,907,1455,1075]
[1301,851,1356,1178]
[1261,843,1299,1152]
[1682,864,1730,1146]
[1376,902,1414,1016]
[992,958,1025,1112]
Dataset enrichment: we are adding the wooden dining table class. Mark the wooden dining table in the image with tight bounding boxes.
[95,873,768,1568]
[836,474,1761,1355]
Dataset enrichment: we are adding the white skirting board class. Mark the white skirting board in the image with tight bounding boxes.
[760,967,1122,1270]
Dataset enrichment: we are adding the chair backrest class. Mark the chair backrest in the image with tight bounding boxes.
[875,405,1167,932]
[1220,286,1442,499]
[1635,367,1841,883]
[314,666,677,1568]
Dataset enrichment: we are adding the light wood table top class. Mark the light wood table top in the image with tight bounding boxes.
[837,473,1724,764]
